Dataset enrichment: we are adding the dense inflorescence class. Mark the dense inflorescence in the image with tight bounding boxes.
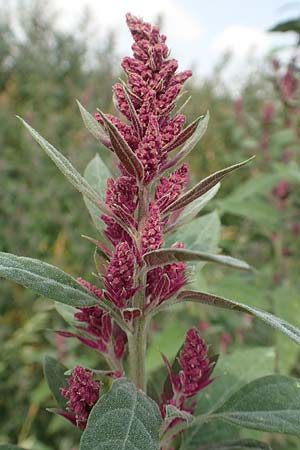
[61,366,101,429]
[161,328,216,415]
[58,13,216,437]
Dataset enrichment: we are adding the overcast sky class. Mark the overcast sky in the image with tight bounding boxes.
[51,0,298,83]
[5,0,299,84]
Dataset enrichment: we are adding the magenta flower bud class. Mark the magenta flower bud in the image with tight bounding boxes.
[105,241,137,308]
[61,366,101,429]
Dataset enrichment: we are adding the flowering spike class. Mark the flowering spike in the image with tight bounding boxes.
[161,328,216,415]
[105,241,137,308]
[61,366,101,429]
[141,203,164,254]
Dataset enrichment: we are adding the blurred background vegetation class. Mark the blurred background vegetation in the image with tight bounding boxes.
[1,1,300,449]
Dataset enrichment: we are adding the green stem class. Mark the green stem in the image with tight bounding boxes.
[128,316,148,391]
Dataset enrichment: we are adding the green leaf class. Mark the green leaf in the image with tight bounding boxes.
[213,375,300,435]
[164,157,254,214]
[54,302,78,327]
[17,116,112,217]
[77,100,109,144]
[177,290,300,344]
[43,356,68,408]
[196,347,275,415]
[167,211,220,254]
[0,252,97,307]
[163,114,206,153]
[83,154,111,233]
[143,249,250,271]
[167,183,220,231]
[164,112,210,171]
[80,378,162,450]
[181,348,275,449]
[199,439,272,449]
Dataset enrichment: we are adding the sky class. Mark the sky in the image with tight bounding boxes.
[50,0,298,84]
[6,0,300,85]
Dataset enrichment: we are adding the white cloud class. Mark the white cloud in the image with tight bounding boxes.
[54,0,203,44]
[213,26,272,57]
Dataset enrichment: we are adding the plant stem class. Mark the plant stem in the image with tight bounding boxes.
[128,316,148,391]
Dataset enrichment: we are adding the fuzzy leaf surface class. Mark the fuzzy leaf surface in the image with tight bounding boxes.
[80,378,162,450]
[167,183,220,231]
[164,112,209,170]
[143,249,250,271]
[83,154,111,233]
[77,100,109,143]
[17,117,111,216]
[213,375,300,435]
[165,157,254,214]
[177,290,300,344]
[0,252,97,307]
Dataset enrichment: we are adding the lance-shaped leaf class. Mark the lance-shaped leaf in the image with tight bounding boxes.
[83,154,112,235]
[76,100,110,146]
[143,248,250,271]
[0,252,98,307]
[198,439,273,450]
[97,110,144,181]
[162,114,205,153]
[0,252,130,331]
[166,183,220,233]
[17,116,112,217]
[79,378,162,450]
[162,112,209,171]
[44,356,68,408]
[123,87,143,139]
[177,290,300,344]
[164,157,254,214]
[212,375,300,435]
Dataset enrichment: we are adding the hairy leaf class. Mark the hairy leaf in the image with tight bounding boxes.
[80,378,162,450]
[17,116,112,216]
[177,290,300,344]
[163,114,205,153]
[143,248,250,271]
[77,100,110,145]
[43,356,68,408]
[164,157,254,214]
[83,154,111,233]
[167,183,220,231]
[213,375,300,435]
[0,252,97,307]
[163,112,209,171]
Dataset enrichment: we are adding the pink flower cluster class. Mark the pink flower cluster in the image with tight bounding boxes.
[58,278,127,360]
[162,328,216,415]
[61,366,101,429]
[57,13,216,434]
